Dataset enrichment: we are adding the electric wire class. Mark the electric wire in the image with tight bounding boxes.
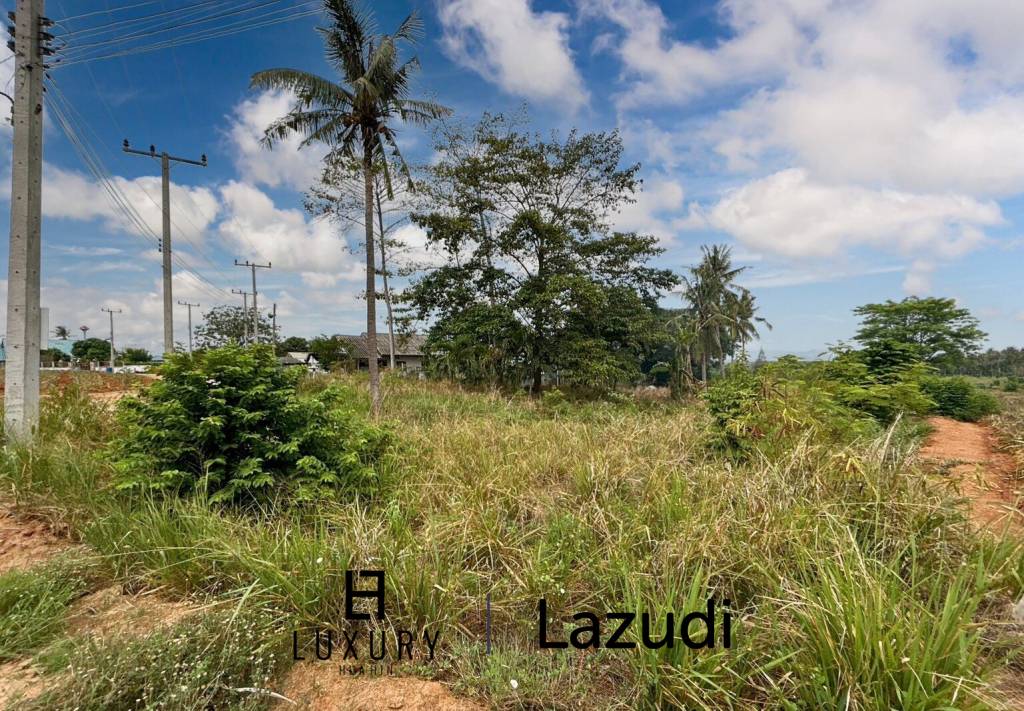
[46,79,231,301]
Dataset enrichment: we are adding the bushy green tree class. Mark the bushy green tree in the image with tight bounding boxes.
[853,297,986,369]
[72,338,112,363]
[407,114,677,393]
[121,348,152,365]
[111,345,389,503]
[277,336,311,355]
[194,306,274,349]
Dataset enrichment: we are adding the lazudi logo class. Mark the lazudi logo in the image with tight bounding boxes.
[537,598,732,649]
[292,571,442,670]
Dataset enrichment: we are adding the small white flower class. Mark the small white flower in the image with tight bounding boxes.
[510,679,518,690]
[316,557,324,565]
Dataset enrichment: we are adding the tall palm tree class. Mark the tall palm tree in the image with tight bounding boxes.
[727,288,771,360]
[251,0,450,417]
[682,245,748,380]
[54,325,70,340]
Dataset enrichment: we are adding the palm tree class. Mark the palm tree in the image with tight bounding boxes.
[727,289,771,360]
[54,325,70,340]
[79,325,89,340]
[682,245,748,380]
[251,0,450,417]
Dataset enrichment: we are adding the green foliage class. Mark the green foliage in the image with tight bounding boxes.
[40,347,68,366]
[276,335,310,355]
[821,347,936,422]
[408,113,677,393]
[0,558,92,661]
[120,347,152,364]
[110,345,389,503]
[307,334,353,370]
[71,337,111,363]
[24,606,286,711]
[703,362,878,457]
[920,376,1001,422]
[193,305,275,349]
[853,296,986,368]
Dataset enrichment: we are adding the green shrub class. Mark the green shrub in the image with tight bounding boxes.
[920,376,1000,422]
[111,345,390,503]
[703,364,877,457]
[1004,376,1021,393]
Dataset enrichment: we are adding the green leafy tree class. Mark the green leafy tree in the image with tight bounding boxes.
[72,338,113,363]
[121,348,152,365]
[277,336,311,355]
[194,306,275,350]
[853,297,986,368]
[308,334,353,370]
[407,114,677,393]
[251,0,450,416]
[41,348,68,366]
[111,345,389,503]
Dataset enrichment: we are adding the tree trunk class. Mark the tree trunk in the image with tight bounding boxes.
[701,352,707,383]
[375,184,396,370]
[363,141,381,418]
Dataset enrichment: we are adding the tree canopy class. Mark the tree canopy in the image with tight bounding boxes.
[72,338,112,363]
[194,306,275,350]
[405,114,677,392]
[853,297,986,368]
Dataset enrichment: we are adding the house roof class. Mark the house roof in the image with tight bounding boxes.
[339,333,426,359]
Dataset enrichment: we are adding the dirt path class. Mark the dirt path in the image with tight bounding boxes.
[919,416,1022,533]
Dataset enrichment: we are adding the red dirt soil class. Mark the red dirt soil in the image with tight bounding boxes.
[919,416,1023,533]
[273,666,484,711]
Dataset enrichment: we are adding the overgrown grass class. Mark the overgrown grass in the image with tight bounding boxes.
[0,557,95,662]
[20,605,288,711]
[1,372,1022,709]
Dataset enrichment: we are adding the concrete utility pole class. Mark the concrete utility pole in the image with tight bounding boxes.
[234,259,270,341]
[122,140,206,358]
[231,289,250,344]
[271,303,277,347]
[100,307,121,368]
[177,300,198,354]
[4,0,52,440]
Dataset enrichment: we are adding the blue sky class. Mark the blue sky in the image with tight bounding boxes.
[2,0,1022,356]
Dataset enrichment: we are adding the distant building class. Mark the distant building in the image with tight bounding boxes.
[340,333,426,373]
[0,338,75,364]
[277,351,321,373]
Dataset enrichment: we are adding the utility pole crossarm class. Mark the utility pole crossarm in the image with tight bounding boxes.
[234,259,271,342]
[121,139,207,358]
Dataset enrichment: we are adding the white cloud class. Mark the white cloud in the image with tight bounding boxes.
[699,168,1001,264]
[41,163,219,244]
[217,181,363,280]
[611,175,687,242]
[438,0,589,112]
[226,90,324,192]
[583,0,818,108]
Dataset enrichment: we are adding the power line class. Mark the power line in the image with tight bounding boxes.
[55,3,321,67]
[45,79,230,304]
[58,0,161,24]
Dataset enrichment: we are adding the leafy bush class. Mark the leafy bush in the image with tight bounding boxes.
[703,363,877,457]
[820,348,935,422]
[111,345,389,503]
[919,376,1000,422]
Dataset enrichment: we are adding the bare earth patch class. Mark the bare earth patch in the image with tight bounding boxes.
[919,416,1023,534]
[0,508,73,575]
[66,585,196,638]
[274,664,484,711]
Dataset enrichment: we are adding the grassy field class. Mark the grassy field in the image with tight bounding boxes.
[1,373,1023,709]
